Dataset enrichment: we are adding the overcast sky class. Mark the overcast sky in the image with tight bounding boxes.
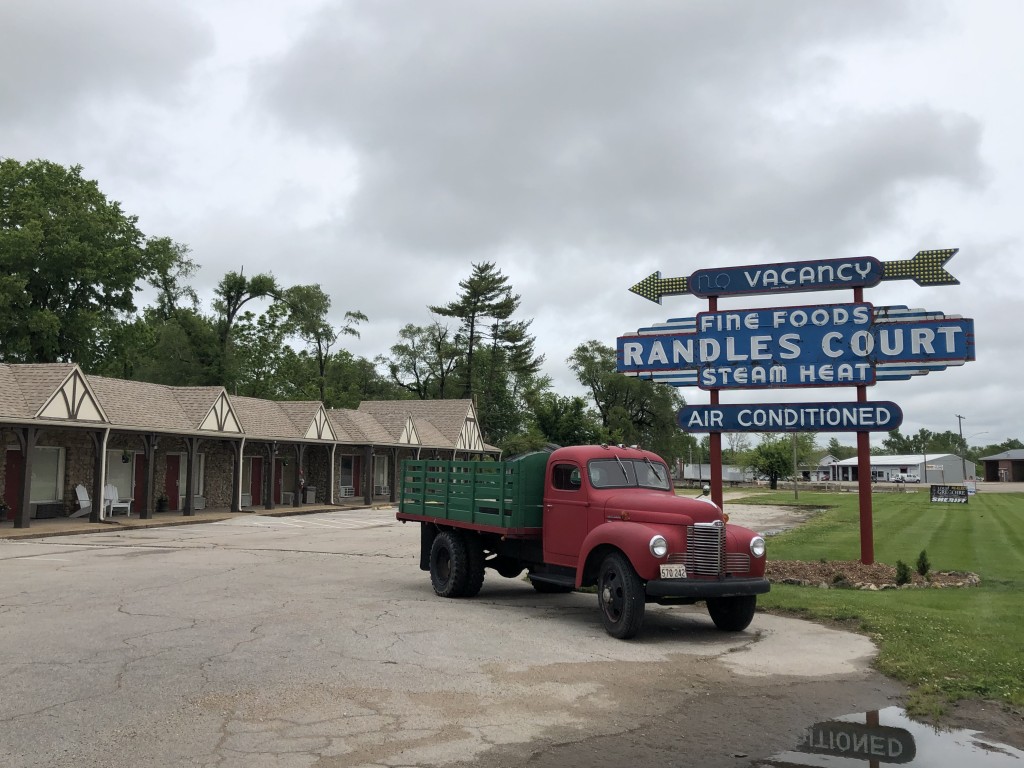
[2,0,1020,450]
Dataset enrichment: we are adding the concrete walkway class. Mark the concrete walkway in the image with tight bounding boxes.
[0,500,387,541]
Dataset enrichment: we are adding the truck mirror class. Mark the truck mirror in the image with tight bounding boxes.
[702,484,711,496]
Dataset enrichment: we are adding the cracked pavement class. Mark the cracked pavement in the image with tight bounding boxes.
[0,508,901,768]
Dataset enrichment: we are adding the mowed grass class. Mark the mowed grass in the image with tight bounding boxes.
[745,488,1024,715]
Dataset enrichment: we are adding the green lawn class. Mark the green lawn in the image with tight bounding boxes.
[746,489,1024,716]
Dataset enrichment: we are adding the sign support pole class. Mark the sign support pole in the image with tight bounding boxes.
[854,286,875,565]
[708,296,724,509]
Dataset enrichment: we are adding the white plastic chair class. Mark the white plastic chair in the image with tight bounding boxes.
[69,484,92,518]
[104,484,132,517]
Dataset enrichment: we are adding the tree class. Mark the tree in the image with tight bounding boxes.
[389,262,546,443]
[826,437,857,460]
[747,435,794,490]
[211,270,279,388]
[0,159,180,366]
[381,321,461,400]
[281,283,367,403]
[568,340,691,463]
[429,262,522,399]
[530,393,601,447]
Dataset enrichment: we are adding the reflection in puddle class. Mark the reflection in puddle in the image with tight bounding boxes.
[756,706,1023,767]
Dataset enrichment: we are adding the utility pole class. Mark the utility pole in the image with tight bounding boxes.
[792,433,799,500]
[956,414,967,481]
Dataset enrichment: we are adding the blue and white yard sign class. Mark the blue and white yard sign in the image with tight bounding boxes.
[616,302,975,390]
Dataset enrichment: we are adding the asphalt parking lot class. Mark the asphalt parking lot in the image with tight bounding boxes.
[0,507,903,768]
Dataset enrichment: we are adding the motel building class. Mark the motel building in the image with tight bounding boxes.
[1,363,497,530]
[830,453,976,484]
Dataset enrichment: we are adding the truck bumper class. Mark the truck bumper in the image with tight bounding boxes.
[645,577,770,600]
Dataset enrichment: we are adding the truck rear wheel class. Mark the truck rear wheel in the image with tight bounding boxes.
[597,552,645,639]
[429,530,471,598]
[706,595,757,631]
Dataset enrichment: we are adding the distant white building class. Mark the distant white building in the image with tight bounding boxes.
[831,453,975,484]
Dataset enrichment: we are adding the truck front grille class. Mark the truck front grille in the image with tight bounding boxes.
[685,521,725,577]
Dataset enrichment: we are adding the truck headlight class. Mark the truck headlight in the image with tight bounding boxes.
[750,536,766,558]
[649,535,668,558]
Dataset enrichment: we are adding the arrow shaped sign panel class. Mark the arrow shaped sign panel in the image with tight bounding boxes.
[616,302,975,390]
[630,250,960,303]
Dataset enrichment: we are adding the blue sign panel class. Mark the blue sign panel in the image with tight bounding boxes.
[689,256,883,299]
[617,302,975,390]
[678,402,904,433]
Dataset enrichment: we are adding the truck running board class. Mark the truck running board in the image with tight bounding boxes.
[527,573,576,589]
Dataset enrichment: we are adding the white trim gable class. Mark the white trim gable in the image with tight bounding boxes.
[199,392,242,433]
[455,417,484,452]
[36,367,107,422]
[398,416,420,445]
[305,406,338,441]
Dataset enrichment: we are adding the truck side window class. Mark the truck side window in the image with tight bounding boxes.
[552,463,582,491]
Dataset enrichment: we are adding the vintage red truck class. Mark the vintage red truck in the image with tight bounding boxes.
[396,444,768,639]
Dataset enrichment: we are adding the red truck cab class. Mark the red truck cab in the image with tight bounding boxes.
[398,444,768,639]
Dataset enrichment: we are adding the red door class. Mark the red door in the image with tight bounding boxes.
[542,461,590,565]
[250,457,263,506]
[133,454,146,506]
[3,449,22,521]
[165,455,180,511]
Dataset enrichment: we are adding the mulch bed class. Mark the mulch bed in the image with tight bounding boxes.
[767,560,981,590]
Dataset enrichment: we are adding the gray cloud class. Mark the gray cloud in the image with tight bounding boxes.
[0,0,213,128]
[254,0,982,258]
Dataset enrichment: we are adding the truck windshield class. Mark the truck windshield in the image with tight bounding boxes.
[588,459,671,490]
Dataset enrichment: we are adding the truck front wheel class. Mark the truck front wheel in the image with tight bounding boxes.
[706,595,757,631]
[429,530,471,598]
[597,552,645,639]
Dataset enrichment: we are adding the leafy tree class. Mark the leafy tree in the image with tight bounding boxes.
[280,283,366,403]
[387,263,546,443]
[211,270,280,387]
[530,393,601,447]
[747,435,794,490]
[0,159,179,366]
[826,436,857,460]
[568,340,691,463]
[429,261,524,398]
[381,321,461,399]
[233,304,292,398]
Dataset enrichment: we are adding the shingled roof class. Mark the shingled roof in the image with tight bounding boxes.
[0,364,496,453]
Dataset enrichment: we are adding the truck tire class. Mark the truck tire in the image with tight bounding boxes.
[597,552,645,639]
[429,530,471,598]
[706,595,757,632]
[463,533,486,597]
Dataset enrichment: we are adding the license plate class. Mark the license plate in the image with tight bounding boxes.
[659,564,687,579]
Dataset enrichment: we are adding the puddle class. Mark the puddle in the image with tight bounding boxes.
[754,706,1023,766]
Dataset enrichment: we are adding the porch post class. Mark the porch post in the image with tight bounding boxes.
[328,443,337,505]
[182,437,202,516]
[293,444,304,507]
[363,445,374,506]
[13,427,38,529]
[88,430,109,524]
[140,433,159,519]
[390,447,399,504]
[231,438,245,513]
[264,441,278,510]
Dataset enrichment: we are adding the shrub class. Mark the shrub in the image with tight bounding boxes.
[895,560,912,585]
[916,549,931,577]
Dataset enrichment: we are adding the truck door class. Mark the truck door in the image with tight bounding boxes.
[543,461,590,563]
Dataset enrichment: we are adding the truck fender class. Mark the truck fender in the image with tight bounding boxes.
[576,521,667,587]
[725,523,767,577]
